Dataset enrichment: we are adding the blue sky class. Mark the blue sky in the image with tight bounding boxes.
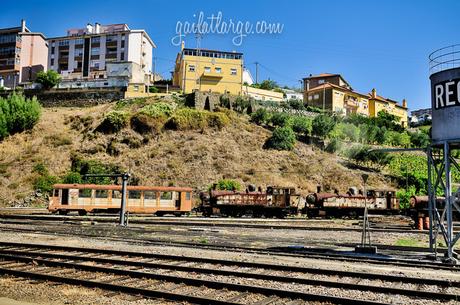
[2,0,459,110]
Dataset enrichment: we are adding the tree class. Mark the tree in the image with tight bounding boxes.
[258,80,278,90]
[36,70,61,90]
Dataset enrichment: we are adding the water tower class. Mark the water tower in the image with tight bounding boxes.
[428,44,460,263]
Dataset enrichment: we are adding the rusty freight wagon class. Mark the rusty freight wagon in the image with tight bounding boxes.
[199,186,301,218]
[305,189,399,217]
[48,184,193,216]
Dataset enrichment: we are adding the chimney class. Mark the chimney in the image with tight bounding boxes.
[402,99,407,108]
[306,79,310,91]
[181,40,185,51]
[371,88,377,98]
[95,22,101,34]
[21,19,26,32]
[86,23,93,34]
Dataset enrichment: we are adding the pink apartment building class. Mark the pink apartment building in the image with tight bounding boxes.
[0,20,48,88]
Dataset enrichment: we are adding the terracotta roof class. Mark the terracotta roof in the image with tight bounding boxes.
[306,82,368,98]
[368,93,408,109]
[306,73,339,79]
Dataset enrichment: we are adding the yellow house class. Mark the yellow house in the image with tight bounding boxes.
[305,82,369,116]
[173,44,243,95]
[368,88,408,127]
[242,85,284,102]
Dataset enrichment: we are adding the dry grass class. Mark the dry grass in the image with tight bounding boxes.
[0,103,394,206]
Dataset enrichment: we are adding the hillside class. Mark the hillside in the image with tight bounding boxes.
[0,100,395,206]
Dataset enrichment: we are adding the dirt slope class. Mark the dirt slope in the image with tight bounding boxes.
[0,103,394,206]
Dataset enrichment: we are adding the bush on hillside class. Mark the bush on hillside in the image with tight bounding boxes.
[166,108,230,131]
[233,96,251,113]
[69,154,126,185]
[325,138,342,153]
[0,93,41,139]
[139,102,174,118]
[292,116,312,135]
[206,112,230,130]
[32,163,59,194]
[409,130,430,148]
[96,111,129,133]
[270,112,292,127]
[264,126,296,151]
[62,171,82,184]
[312,114,335,139]
[130,113,166,135]
[250,108,270,125]
[212,179,242,191]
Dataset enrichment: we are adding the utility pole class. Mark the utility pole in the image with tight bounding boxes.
[254,62,259,84]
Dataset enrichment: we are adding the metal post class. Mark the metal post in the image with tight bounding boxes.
[444,141,454,261]
[361,181,367,246]
[119,173,130,227]
[427,146,434,252]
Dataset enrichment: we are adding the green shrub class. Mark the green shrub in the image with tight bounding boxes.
[286,99,305,110]
[130,113,166,135]
[397,186,417,209]
[312,114,335,139]
[206,112,230,130]
[345,145,392,169]
[213,179,241,191]
[409,130,430,148]
[0,93,41,139]
[148,86,159,93]
[70,154,124,185]
[34,175,59,193]
[292,116,312,135]
[264,126,296,151]
[139,102,174,118]
[32,163,59,194]
[325,138,342,153]
[166,108,207,130]
[250,108,270,125]
[63,171,82,184]
[270,112,292,127]
[97,111,129,133]
[234,96,251,113]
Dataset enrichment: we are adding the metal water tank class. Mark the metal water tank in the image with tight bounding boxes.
[429,44,460,143]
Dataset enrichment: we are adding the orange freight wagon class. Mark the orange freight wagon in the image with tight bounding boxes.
[48,184,193,216]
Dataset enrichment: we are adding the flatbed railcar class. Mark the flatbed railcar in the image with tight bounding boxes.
[48,184,193,216]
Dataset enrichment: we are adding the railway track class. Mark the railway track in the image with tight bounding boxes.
[0,213,419,234]
[0,224,457,271]
[0,242,458,304]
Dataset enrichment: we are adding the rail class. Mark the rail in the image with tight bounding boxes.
[429,44,460,74]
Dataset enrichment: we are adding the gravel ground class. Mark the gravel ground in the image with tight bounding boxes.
[0,276,180,305]
[0,221,457,305]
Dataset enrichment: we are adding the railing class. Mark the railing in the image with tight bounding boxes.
[429,44,460,74]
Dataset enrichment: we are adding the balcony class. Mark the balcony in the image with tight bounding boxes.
[344,96,359,108]
[201,70,223,78]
